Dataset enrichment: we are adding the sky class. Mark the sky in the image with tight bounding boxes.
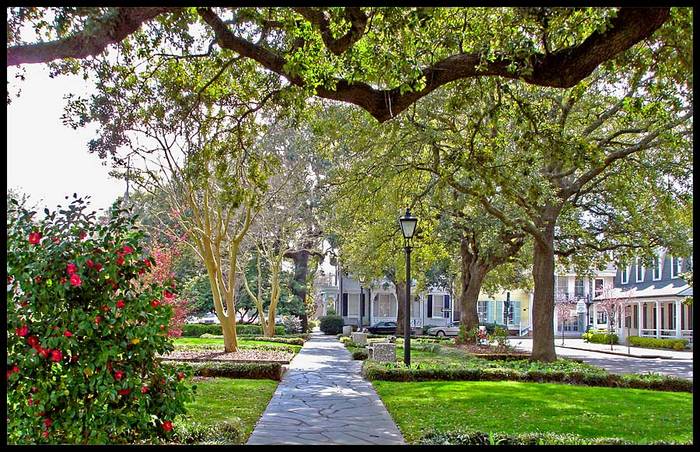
[7,64,125,214]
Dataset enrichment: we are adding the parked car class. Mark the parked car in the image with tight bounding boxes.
[367,321,397,334]
[427,321,460,337]
[188,312,220,324]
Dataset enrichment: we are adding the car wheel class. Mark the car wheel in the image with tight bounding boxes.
[437,331,445,337]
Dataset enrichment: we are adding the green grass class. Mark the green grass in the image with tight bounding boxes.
[180,378,278,443]
[372,380,693,444]
[174,337,302,354]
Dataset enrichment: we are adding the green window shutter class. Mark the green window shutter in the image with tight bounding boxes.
[427,295,433,318]
[495,301,503,324]
[486,301,493,323]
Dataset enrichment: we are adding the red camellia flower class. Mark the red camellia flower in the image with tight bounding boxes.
[79,231,87,240]
[16,325,28,337]
[86,259,95,268]
[101,305,110,312]
[116,300,125,309]
[114,370,124,380]
[164,290,174,300]
[118,389,131,396]
[50,350,63,362]
[95,263,103,272]
[64,330,73,337]
[44,418,52,428]
[159,324,165,330]
[27,336,39,347]
[151,300,160,308]
[52,236,60,244]
[95,315,102,324]
[137,268,145,275]
[116,255,125,266]
[177,372,185,381]
[143,258,151,268]
[42,431,49,439]
[66,263,78,275]
[122,245,134,255]
[141,386,149,394]
[27,397,33,406]
[38,348,49,359]
[162,420,173,432]
[69,273,82,287]
[28,231,42,245]
[34,275,42,284]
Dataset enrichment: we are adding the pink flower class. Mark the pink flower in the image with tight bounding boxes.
[141,386,149,394]
[28,232,41,245]
[122,245,134,255]
[164,290,174,300]
[16,325,28,337]
[66,263,78,275]
[64,330,73,337]
[69,273,81,287]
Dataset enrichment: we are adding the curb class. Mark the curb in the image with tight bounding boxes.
[556,345,676,360]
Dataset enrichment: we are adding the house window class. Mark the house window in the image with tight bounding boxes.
[620,264,629,284]
[671,257,682,279]
[597,310,607,324]
[411,297,420,319]
[477,301,488,322]
[433,295,445,317]
[554,276,569,301]
[652,254,662,281]
[574,278,585,298]
[348,294,359,316]
[375,293,396,317]
[635,258,645,283]
[594,279,604,298]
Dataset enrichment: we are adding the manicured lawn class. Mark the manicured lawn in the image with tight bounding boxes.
[373,380,693,444]
[174,337,303,354]
[180,378,278,443]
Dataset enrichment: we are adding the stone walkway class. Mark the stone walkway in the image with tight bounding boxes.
[246,332,405,445]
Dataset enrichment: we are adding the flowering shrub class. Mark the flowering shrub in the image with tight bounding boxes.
[281,315,302,334]
[7,195,194,444]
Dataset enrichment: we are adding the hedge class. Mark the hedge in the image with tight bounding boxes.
[361,362,692,392]
[628,336,689,350]
[417,430,690,445]
[319,315,344,334]
[166,362,284,380]
[168,419,241,445]
[181,323,285,337]
[352,350,369,360]
[581,330,619,345]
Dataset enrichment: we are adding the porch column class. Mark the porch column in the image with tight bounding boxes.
[638,301,643,334]
[675,300,682,338]
[655,300,661,338]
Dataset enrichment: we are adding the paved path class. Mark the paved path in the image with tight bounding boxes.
[246,333,405,445]
[511,338,693,380]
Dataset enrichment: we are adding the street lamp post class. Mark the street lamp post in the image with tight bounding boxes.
[399,208,418,367]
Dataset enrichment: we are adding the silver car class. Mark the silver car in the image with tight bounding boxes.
[427,321,460,337]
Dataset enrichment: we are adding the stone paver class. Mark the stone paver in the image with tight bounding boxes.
[246,332,405,445]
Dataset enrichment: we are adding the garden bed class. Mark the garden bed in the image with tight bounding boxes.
[160,349,292,363]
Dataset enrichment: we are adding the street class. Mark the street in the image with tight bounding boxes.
[510,338,693,380]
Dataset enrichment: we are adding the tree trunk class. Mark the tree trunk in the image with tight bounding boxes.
[531,225,556,362]
[458,237,486,333]
[290,249,311,332]
[221,314,238,352]
[394,280,406,336]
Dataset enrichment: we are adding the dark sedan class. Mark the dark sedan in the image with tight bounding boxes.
[367,321,397,334]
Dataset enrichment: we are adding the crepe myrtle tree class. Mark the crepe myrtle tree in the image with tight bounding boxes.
[597,287,632,350]
[6,194,193,444]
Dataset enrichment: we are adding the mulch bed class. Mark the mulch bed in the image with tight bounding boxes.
[159,349,293,364]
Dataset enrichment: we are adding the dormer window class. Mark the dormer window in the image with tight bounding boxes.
[652,254,662,281]
[671,257,682,279]
[621,264,629,284]
[635,257,644,283]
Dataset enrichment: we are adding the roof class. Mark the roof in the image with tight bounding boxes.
[677,286,693,297]
[594,282,691,301]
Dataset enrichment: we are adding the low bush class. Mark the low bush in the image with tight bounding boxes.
[417,430,689,445]
[581,330,619,345]
[361,361,692,392]
[169,362,284,380]
[181,324,285,337]
[169,419,241,445]
[281,316,302,334]
[627,336,689,350]
[352,350,369,360]
[319,315,344,335]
